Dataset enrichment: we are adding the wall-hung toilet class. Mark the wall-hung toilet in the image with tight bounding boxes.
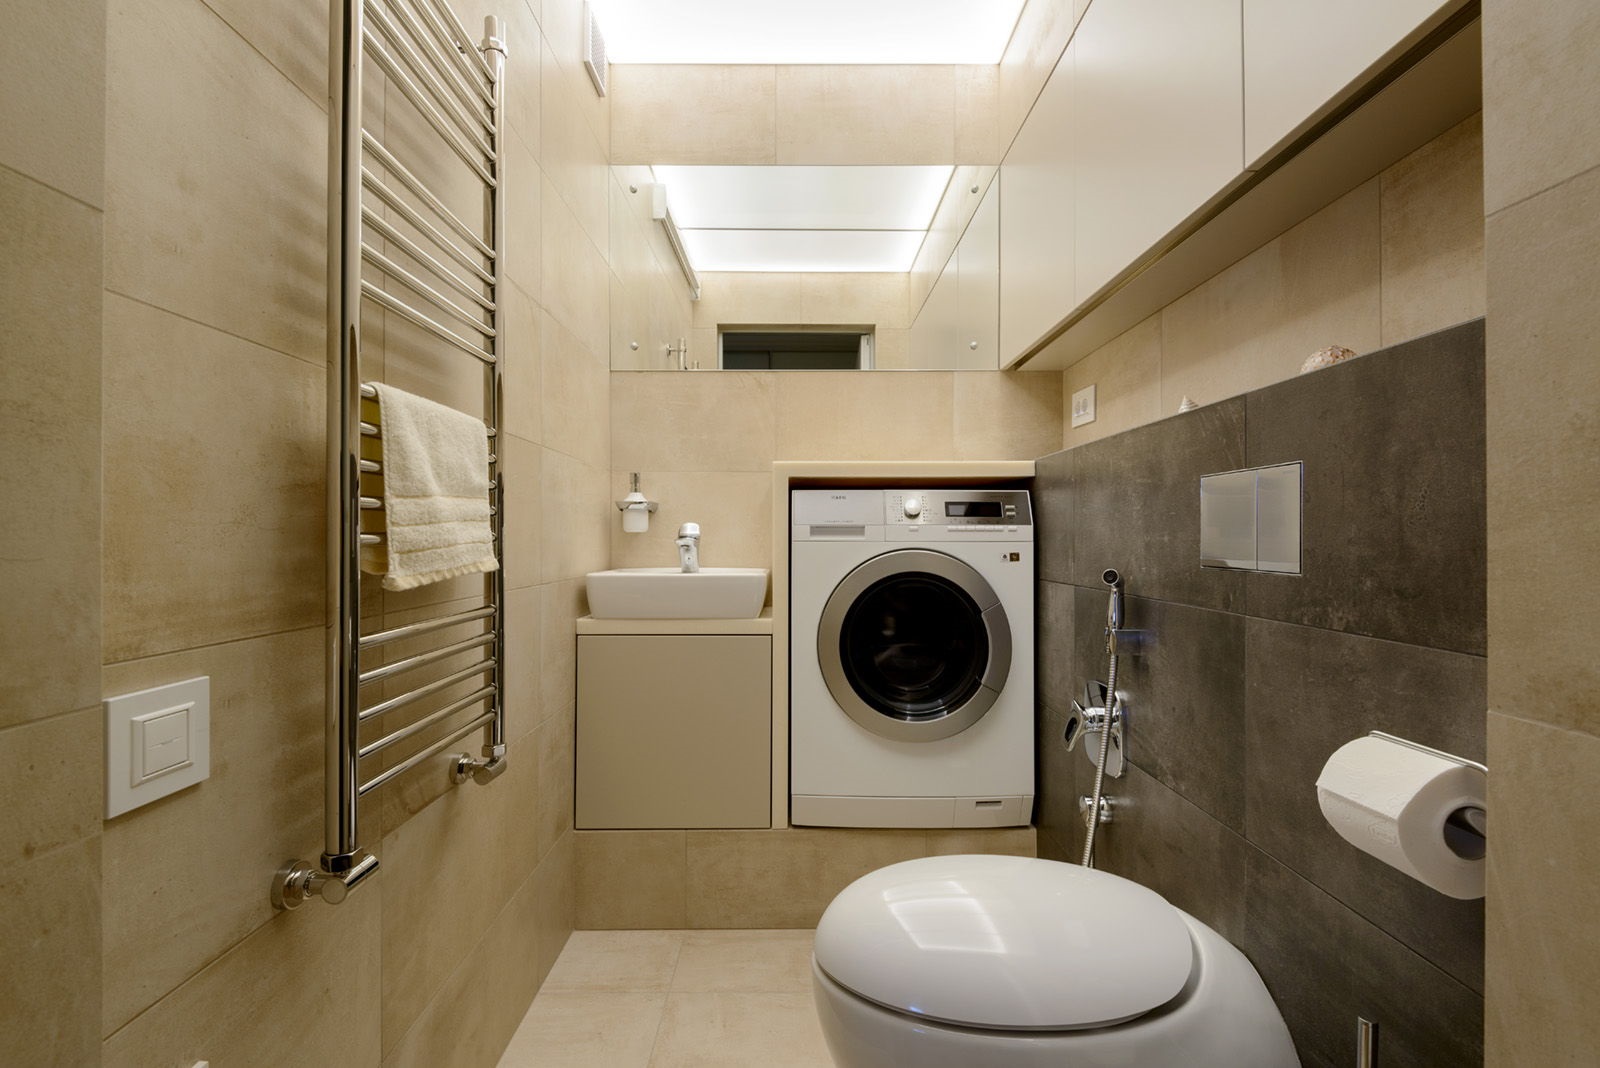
[812,855,1299,1068]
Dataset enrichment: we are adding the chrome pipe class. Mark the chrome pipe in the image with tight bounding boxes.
[360,242,496,335]
[480,13,509,770]
[378,0,494,111]
[357,631,496,686]
[416,0,496,84]
[360,170,495,283]
[362,133,495,255]
[360,605,494,649]
[360,281,494,362]
[357,657,495,721]
[361,207,492,308]
[361,29,495,184]
[359,710,496,795]
[358,685,496,759]
[363,0,492,144]
[326,0,369,878]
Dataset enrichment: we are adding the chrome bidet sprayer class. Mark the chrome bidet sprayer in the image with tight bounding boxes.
[1081,569,1123,867]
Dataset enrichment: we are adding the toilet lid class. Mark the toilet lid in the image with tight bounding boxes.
[814,855,1194,1031]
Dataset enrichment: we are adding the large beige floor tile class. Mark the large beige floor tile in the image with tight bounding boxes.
[0,710,102,866]
[542,930,686,992]
[774,372,955,461]
[670,930,815,994]
[541,172,612,358]
[649,992,834,1068]
[542,309,612,467]
[201,0,327,103]
[105,0,325,362]
[540,577,585,722]
[611,372,776,473]
[498,991,666,1068]
[0,170,102,728]
[953,370,1066,459]
[539,449,612,584]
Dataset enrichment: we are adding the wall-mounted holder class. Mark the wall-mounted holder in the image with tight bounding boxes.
[1369,729,1487,857]
[615,472,658,534]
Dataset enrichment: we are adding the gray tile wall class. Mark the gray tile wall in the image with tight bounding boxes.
[1034,320,1487,1068]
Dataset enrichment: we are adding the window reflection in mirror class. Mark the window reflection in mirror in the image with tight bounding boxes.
[719,330,873,371]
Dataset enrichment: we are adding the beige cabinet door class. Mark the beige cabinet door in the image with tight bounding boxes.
[576,635,771,829]
[1244,0,1459,167]
[1072,0,1245,303]
[998,38,1076,364]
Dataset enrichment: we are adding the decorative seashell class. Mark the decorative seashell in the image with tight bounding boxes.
[1177,396,1199,413]
[1299,345,1359,374]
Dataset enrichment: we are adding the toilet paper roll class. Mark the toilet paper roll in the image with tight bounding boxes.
[1315,735,1486,900]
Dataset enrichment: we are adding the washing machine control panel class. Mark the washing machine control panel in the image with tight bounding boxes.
[885,489,1032,534]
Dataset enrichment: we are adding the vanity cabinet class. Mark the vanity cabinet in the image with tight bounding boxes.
[1243,0,1463,167]
[576,632,771,829]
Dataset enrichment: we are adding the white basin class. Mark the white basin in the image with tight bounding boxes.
[586,567,769,619]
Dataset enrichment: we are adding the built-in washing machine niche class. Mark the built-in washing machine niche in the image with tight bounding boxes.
[789,488,1035,829]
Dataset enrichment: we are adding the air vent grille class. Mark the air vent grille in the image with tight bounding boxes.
[583,2,608,97]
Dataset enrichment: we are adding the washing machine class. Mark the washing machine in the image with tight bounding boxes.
[790,488,1034,828]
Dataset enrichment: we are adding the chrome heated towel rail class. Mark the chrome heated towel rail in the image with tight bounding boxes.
[274,0,508,909]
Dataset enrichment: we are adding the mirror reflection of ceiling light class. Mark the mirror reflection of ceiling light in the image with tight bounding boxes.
[650,165,953,272]
[587,0,1027,65]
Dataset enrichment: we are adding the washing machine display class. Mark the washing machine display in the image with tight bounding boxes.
[818,549,1012,742]
[790,488,1035,829]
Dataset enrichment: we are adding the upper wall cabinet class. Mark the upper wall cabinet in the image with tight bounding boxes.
[998,40,1077,363]
[1243,0,1463,167]
[956,179,1000,369]
[1072,0,1245,304]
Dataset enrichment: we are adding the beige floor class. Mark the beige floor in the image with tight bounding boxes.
[498,929,835,1067]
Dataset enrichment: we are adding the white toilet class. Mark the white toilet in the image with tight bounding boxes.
[812,855,1300,1067]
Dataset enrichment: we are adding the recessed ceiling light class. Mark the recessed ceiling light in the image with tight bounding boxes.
[651,165,953,231]
[678,229,927,272]
[588,0,1027,65]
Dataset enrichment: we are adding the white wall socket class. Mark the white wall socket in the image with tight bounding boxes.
[1071,384,1097,428]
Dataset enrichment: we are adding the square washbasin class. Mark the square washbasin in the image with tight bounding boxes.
[586,567,769,619]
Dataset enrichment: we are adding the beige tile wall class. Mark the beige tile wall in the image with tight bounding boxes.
[0,1,105,1062]
[85,0,613,1065]
[576,827,1036,929]
[608,369,1062,571]
[1059,114,1486,447]
[610,64,1002,165]
[1482,0,1600,1055]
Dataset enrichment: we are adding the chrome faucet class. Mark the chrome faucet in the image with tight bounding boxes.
[676,522,701,573]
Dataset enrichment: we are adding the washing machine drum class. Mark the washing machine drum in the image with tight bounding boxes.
[817,549,1012,741]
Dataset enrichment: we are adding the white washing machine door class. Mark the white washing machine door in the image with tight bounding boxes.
[817,549,1012,742]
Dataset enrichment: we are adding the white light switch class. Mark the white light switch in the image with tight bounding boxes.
[106,677,210,818]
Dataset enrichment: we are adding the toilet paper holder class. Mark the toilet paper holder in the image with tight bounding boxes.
[1369,730,1487,852]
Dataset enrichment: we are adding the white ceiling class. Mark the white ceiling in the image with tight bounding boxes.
[652,165,953,272]
[588,0,1028,65]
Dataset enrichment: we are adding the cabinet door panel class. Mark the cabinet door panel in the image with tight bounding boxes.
[956,178,1000,369]
[1073,0,1244,303]
[999,41,1075,364]
[576,635,771,829]
[1244,0,1455,167]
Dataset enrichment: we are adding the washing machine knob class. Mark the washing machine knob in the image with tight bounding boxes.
[903,496,923,518]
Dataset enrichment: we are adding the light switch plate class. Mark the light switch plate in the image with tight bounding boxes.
[106,676,210,818]
[1070,384,1097,428]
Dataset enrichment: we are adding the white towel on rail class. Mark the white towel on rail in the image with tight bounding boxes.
[360,383,498,591]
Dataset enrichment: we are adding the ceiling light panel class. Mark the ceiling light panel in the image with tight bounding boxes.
[679,229,927,272]
[651,166,952,231]
[588,0,1027,65]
